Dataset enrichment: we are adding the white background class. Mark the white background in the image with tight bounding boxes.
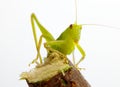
[0,0,120,87]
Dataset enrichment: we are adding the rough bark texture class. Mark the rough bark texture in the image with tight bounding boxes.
[25,47,91,87]
[27,61,91,87]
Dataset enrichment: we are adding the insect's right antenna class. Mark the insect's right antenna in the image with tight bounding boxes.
[81,24,120,30]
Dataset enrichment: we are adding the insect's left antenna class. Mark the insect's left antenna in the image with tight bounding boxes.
[75,0,78,24]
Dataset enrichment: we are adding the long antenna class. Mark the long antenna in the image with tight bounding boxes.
[81,24,120,30]
[74,0,120,30]
[75,0,78,24]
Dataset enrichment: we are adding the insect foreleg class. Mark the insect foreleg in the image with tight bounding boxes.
[75,43,86,67]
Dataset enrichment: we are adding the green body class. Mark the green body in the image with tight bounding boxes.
[53,24,82,55]
[31,13,85,66]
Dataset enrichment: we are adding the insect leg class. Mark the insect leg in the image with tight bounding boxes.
[44,40,65,47]
[33,35,43,64]
[44,40,68,62]
[75,43,86,67]
[44,40,65,53]
[36,35,43,63]
[31,13,55,42]
[29,35,43,66]
[30,14,44,65]
[72,51,76,65]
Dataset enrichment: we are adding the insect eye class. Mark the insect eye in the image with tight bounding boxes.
[69,24,73,29]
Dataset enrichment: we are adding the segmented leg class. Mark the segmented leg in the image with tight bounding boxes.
[30,13,55,65]
[44,40,68,64]
[72,51,75,65]
[29,35,43,66]
[36,35,43,63]
[30,12,43,65]
[75,43,86,68]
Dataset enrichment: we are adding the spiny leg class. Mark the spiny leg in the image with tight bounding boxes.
[75,43,86,68]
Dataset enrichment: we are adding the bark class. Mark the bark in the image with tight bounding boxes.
[24,48,91,87]
[27,61,91,87]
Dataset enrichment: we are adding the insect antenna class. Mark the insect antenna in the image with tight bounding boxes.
[75,0,78,24]
[81,24,120,30]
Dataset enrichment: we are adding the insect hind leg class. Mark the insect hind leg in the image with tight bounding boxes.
[29,35,43,66]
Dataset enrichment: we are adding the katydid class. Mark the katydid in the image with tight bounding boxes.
[30,13,85,67]
[29,0,120,67]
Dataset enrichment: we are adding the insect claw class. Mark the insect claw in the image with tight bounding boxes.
[28,54,41,66]
[74,64,85,71]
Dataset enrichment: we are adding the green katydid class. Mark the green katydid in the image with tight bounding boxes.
[30,13,85,67]
[29,0,120,67]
